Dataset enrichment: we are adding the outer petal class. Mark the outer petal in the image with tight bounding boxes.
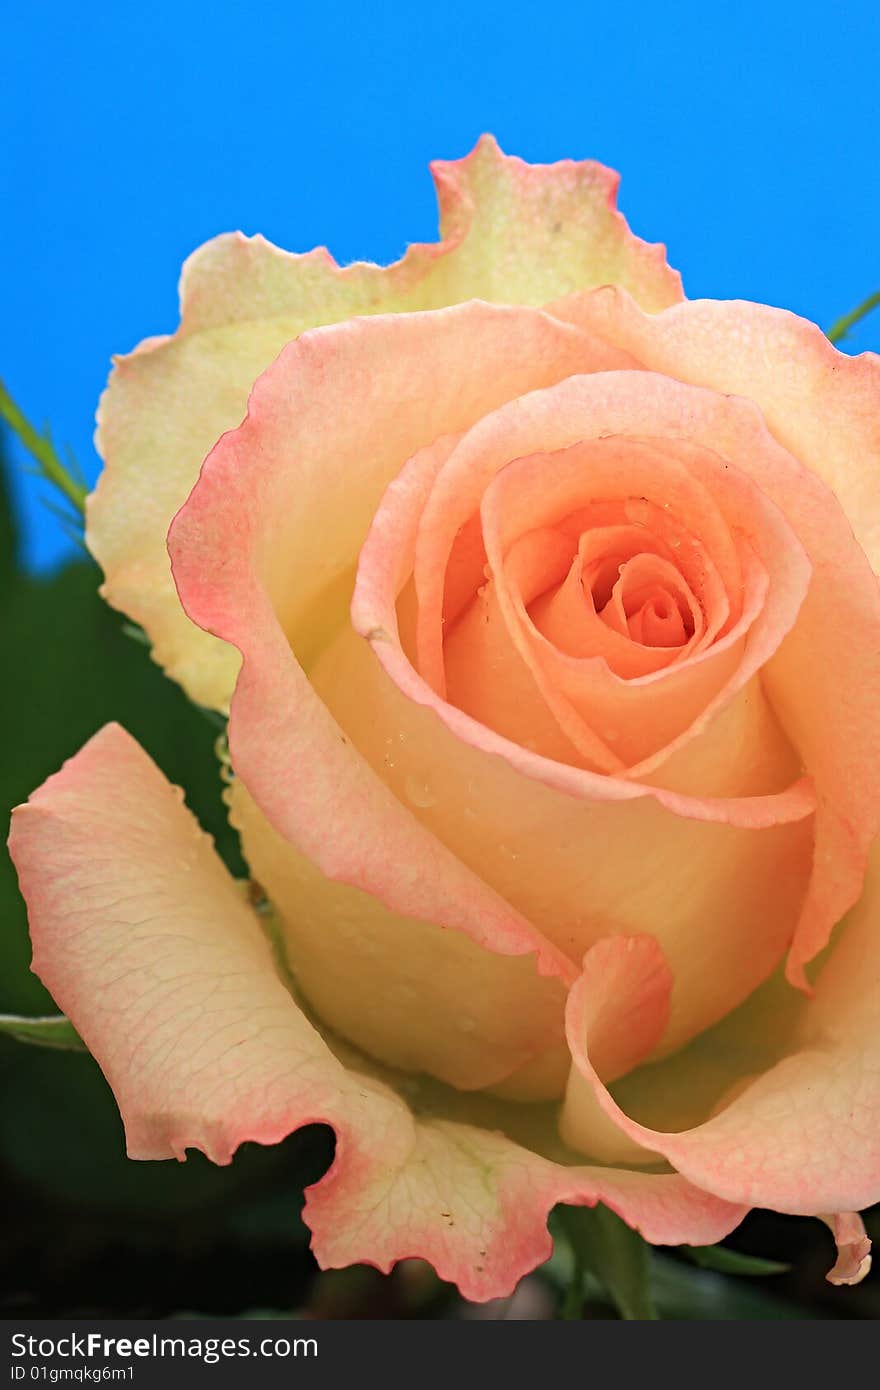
[312,612,812,1058]
[89,136,674,709]
[228,779,569,1098]
[424,134,683,312]
[167,310,812,1059]
[8,725,743,1301]
[553,290,880,571]
[563,853,880,1219]
[168,306,627,997]
[552,291,880,984]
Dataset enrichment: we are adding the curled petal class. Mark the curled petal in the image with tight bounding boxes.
[8,726,743,1302]
[561,937,671,1165]
[530,521,718,675]
[822,1212,872,1287]
[563,851,880,1225]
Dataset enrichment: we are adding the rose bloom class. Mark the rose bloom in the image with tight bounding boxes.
[10,138,880,1297]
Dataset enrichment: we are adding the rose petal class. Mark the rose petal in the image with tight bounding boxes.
[170,306,622,1000]
[426,134,683,312]
[396,370,814,819]
[530,522,715,675]
[228,779,569,1096]
[552,290,880,570]
[89,136,669,711]
[822,1212,872,1287]
[170,303,810,1061]
[560,937,670,1166]
[552,290,880,986]
[563,849,880,1217]
[444,570,612,770]
[348,485,813,1053]
[477,429,808,773]
[8,725,743,1302]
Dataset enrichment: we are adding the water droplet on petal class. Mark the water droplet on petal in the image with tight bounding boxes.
[404,774,436,809]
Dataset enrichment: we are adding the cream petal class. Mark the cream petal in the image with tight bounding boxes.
[89,137,667,710]
[8,725,742,1302]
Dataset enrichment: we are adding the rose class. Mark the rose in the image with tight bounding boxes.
[9,137,880,1297]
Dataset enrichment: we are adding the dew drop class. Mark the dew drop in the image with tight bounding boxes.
[404,774,436,809]
[625,498,652,527]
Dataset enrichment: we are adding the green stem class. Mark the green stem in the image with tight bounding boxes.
[558,1248,586,1319]
[0,378,87,514]
[555,1204,658,1320]
[826,289,880,345]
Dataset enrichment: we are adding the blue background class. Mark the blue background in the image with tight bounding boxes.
[3,0,878,570]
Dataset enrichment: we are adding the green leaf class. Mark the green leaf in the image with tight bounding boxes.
[650,1253,808,1320]
[0,446,244,1017]
[0,1013,85,1051]
[0,438,248,1213]
[553,1203,657,1320]
[0,1038,312,1215]
[683,1244,790,1277]
[542,1222,814,1320]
